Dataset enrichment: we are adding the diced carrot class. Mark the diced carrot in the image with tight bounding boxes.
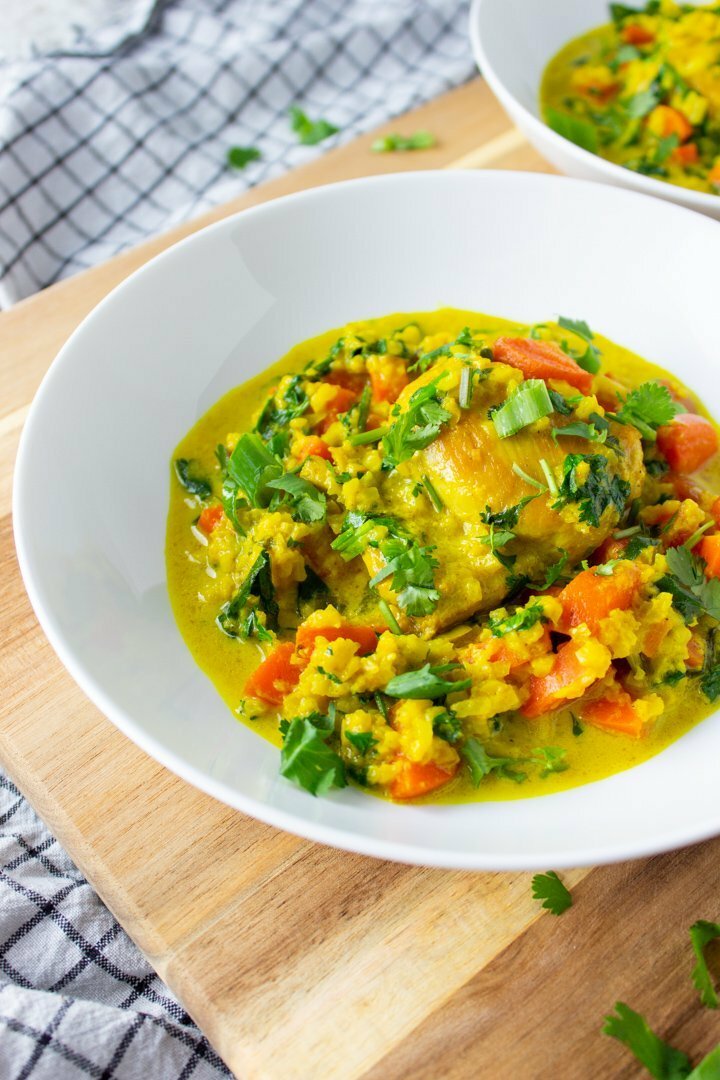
[464,626,551,670]
[522,637,604,718]
[492,337,593,394]
[657,414,718,474]
[686,635,705,670]
[197,505,224,534]
[390,759,456,800]
[244,643,300,706]
[710,162,720,189]
[367,353,410,404]
[673,142,699,166]
[641,620,669,659]
[667,472,703,502]
[582,691,645,737]
[647,105,693,143]
[622,23,655,45]
[558,563,641,634]
[295,623,379,657]
[295,435,333,463]
[325,370,367,395]
[317,385,358,433]
[575,76,619,102]
[712,497,720,527]
[699,534,720,579]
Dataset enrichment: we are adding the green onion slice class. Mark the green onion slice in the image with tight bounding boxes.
[492,380,553,439]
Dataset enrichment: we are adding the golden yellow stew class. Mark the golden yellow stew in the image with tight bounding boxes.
[167,308,720,803]
[542,2,720,195]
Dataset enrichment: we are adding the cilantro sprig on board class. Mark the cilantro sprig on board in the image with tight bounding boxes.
[531,871,573,916]
[690,920,720,1009]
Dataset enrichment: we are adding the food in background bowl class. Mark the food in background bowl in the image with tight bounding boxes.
[542,2,720,195]
[167,308,720,804]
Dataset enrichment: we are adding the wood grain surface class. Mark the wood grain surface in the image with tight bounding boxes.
[1,78,719,1080]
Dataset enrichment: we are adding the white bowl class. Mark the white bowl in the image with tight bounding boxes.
[13,170,720,870]
[470,0,720,220]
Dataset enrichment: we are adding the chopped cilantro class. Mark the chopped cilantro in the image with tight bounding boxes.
[433,708,463,745]
[546,107,598,153]
[613,381,681,442]
[481,496,536,532]
[626,87,661,119]
[369,535,440,617]
[384,663,471,700]
[216,550,278,638]
[280,716,346,795]
[557,315,601,373]
[571,712,584,736]
[227,146,261,169]
[174,458,212,499]
[266,472,327,524]
[531,746,569,777]
[488,600,546,638]
[541,548,570,589]
[254,374,308,440]
[345,731,378,756]
[657,547,720,624]
[462,739,527,785]
[531,871,573,915]
[603,1002,692,1079]
[553,453,630,527]
[690,920,720,1009]
[289,106,338,145]
[549,389,574,416]
[371,130,436,152]
[382,374,452,468]
[626,534,659,560]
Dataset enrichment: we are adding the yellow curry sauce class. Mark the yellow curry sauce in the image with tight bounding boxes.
[541,3,720,195]
[167,308,720,804]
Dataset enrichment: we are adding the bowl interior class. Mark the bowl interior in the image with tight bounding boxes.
[475,0,609,119]
[14,170,720,869]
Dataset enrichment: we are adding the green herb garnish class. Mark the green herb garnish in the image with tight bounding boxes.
[345,731,378,755]
[492,379,553,439]
[657,547,720,624]
[229,433,283,507]
[227,146,261,169]
[289,106,338,146]
[382,374,452,467]
[384,663,471,700]
[174,458,212,499]
[371,130,436,152]
[690,920,720,1009]
[488,600,546,638]
[613,381,681,441]
[557,315,601,373]
[603,1001,692,1078]
[531,871,573,915]
[553,453,630,527]
[216,550,278,637]
[546,107,599,153]
[280,715,346,795]
[370,536,440,617]
[462,738,527,785]
[266,472,327,524]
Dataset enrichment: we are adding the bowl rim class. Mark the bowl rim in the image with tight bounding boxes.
[13,168,720,871]
[468,0,720,216]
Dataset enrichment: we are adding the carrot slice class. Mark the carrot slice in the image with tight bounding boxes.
[699,534,720,580]
[244,643,300,706]
[367,354,409,404]
[295,435,333,463]
[492,337,593,394]
[558,563,640,633]
[622,23,655,45]
[673,142,699,166]
[295,624,379,657]
[647,105,693,143]
[522,637,605,718]
[197,505,224,534]
[390,760,456,800]
[656,414,718,474]
[582,692,645,737]
[317,385,358,433]
[710,163,720,189]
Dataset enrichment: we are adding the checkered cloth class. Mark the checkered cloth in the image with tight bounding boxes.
[1,1,475,1075]
[0,0,474,308]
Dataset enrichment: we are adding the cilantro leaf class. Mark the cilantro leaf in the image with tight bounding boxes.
[546,107,598,153]
[531,871,573,915]
[659,548,720,624]
[227,145,261,169]
[553,453,630,527]
[488,600,546,638]
[280,716,346,795]
[254,374,309,440]
[626,534,659,559]
[382,374,452,467]
[690,920,720,1009]
[174,458,212,499]
[266,472,327,524]
[369,534,440,617]
[384,663,471,700]
[614,381,681,441]
[531,746,569,777]
[557,315,601,373]
[216,550,278,637]
[371,130,436,152]
[461,738,527,786]
[689,1047,720,1079]
[626,87,661,119]
[541,548,569,589]
[289,106,338,146]
[433,708,463,745]
[553,419,608,444]
[603,1002,692,1079]
[549,388,574,416]
[481,496,536,532]
[345,731,378,756]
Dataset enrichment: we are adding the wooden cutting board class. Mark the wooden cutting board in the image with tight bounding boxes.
[2,79,719,1079]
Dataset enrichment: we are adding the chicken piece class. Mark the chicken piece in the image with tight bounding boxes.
[359,357,645,636]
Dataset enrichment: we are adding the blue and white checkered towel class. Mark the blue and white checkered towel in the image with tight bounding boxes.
[0,1,474,1075]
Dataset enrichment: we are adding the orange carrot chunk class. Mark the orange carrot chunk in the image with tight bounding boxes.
[710,163,720,189]
[317,385,358,433]
[647,105,693,143]
[558,563,641,633]
[197,504,224,534]
[622,23,655,45]
[390,760,456,800]
[582,692,645,737]
[673,142,699,166]
[522,638,600,718]
[244,642,300,706]
[295,435,333,463]
[367,354,410,404]
[492,337,593,394]
[295,623,379,657]
[656,414,718,474]
[699,534,720,580]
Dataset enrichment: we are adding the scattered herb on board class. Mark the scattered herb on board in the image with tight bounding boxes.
[531,871,573,916]
[227,146,261,169]
[371,130,436,152]
[289,106,339,145]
